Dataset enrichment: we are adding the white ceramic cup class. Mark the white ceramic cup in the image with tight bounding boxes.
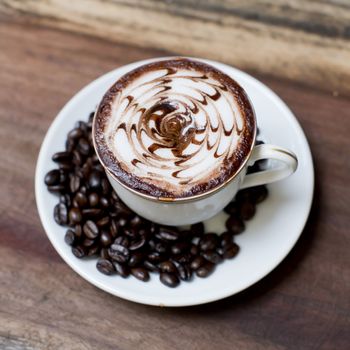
[93,60,298,226]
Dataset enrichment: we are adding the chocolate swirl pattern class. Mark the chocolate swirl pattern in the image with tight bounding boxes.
[94,59,255,198]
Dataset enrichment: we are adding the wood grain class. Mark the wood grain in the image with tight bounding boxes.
[1,0,350,95]
[0,16,350,350]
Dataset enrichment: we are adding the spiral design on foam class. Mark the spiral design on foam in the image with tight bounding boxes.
[95,59,255,198]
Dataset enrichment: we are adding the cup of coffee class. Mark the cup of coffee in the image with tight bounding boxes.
[93,58,297,225]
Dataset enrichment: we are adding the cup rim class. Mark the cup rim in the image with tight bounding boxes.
[92,58,257,203]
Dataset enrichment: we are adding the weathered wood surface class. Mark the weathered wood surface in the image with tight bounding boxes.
[0,12,350,350]
[1,0,350,95]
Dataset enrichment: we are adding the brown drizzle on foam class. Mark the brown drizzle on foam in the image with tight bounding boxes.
[94,58,256,198]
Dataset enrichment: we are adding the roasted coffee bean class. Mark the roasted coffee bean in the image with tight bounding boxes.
[160,272,179,288]
[144,260,159,272]
[72,150,83,166]
[115,201,133,216]
[74,224,82,238]
[72,246,86,258]
[149,223,159,235]
[223,243,240,259]
[58,162,73,171]
[155,241,168,254]
[69,207,82,224]
[44,169,60,186]
[83,220,99,239]
[52,151,71,163]
[73,192,88,208]
[96,216,109,227]
[54,203,68,225]
[88,170,102,190]
[111,191,119,202]
[171,241,190,256]
[91,153,100,164]
[220,231,234,248]
[157,227,179,241]
[129,237,146,251]
[100,197,109,208]
[116,216,128,229]
[131,267,150,282]
[159,261,177,274]
[225,216,245,234]
[176,263,192,281]
[114,236,129,247]
[77,138,90,156]
[114,262,130,278]
[224,201,238,215]
[239,200,256,220]
[196,262,215,278]
[87,245,99,256]
[110,219,118,238]
[48,184,66,194]
[173,253,192,264]
[202,250,223,264]
[75,120,88,133]
[251,185,268,203]
[82,208,103,218]
[124,227,138,239]
[129,252,145,267]
[65,138,75,152]
[64,229,76,246]
[199,233,218,251]
[190,244,199,256]
[191,222,204,237]
[59,194,71,207]
[88,111,94,123]
[130,215,143,228]
[101,178,111,195]
[216,247,225,256]
[96,258,115,275]
[147,252,164,263]
[88,192,99,207]
[109,244,130,263]
[68,127,83,140]
[100,231,112,247]
[59,169,69,184]
[81,162,92,179]
[82,238,95,247]
[190,256,206,270]
[75,168,85,181]
[100,248,110,260]
[79,185,87,194]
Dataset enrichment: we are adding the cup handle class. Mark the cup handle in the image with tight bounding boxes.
[240,144,298,189]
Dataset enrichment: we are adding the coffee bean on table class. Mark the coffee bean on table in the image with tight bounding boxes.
[97,258,115,275]
[44,169,60,186]
[226,216,245,234]
[160,272,180,288]
[83,220,99,239]
[131,267,150,282]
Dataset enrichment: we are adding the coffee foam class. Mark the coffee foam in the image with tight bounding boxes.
[94,59,255,198]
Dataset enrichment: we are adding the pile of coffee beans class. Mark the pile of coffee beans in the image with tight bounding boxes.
[44,112,268,288]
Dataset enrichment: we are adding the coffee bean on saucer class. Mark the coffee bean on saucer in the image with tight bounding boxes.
[224,201,238,215]
[251,185,268,203]
[199,233,218,251]
[128,252,144,267]
[154,241,168,254]
[220,232,234,248]
[82,208,103,218]
[52,151,72,164]
[201,250,222,264]
[114,262,130,278]
[88,170,102,190]
[196,262,215,278]
[157,227,179,241]
[82,238,95,247]
[69,174,81,193]
[73,192,88,208]
[171,241,190,256]
[96,258,115,275]
[68,127,84,140]
[44,169,60,186]
[191,222,204,237]
[223,243,240,259]
[190,256,205,270]
[74,224,82,239]
[159,261,177,274]
[54,203,68,225]
[176,263,192,281]
[160,272,180,288]
[100,230,112,247]
[88,192,99,207]
[131,267,150,282]
[239,200,256,220]
[48,184,66,194]
[226,216,245,234]
[114,236,129,247]
[83,220,99,239]
[100,248,109,260]
[109,244,130,263]
[96,216,110,227]
[64,229,76,246]
[77,138,90,156]
[144,260,159,272]
[69,207,82,225]
[129,237,146,251]
[190,244,199,256]
[72,245,87,259]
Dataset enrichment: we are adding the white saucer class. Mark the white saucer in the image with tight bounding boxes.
[35,58,314,307]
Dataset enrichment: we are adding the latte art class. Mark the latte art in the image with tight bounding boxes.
[94,59,255,198]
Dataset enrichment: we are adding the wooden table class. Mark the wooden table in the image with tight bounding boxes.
[1,2,349,349]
